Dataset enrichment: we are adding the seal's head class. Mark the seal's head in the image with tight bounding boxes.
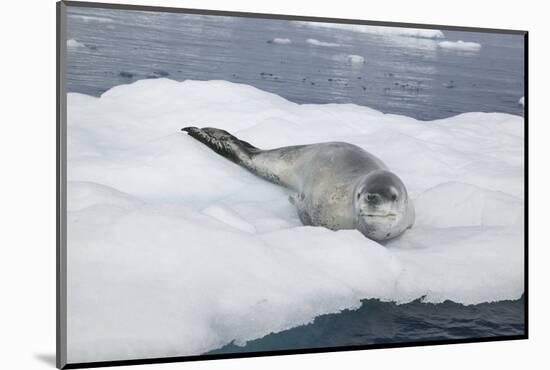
[353,169,415,241]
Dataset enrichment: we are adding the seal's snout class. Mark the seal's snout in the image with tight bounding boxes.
[365,193,382,205]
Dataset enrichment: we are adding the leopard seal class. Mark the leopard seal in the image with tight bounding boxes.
[182,126,415,241]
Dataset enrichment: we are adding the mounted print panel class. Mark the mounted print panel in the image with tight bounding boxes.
[57,1,527,368]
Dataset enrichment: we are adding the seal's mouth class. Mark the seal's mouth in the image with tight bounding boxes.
[362,212,398,220]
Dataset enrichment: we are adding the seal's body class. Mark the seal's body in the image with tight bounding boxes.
[183,127,414,241]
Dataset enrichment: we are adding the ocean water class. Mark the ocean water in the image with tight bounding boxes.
[208,297,525,355]
[66,7,524,121]
[65,5,525,356]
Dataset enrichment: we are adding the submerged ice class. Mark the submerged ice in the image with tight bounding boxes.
[66,79,524,362]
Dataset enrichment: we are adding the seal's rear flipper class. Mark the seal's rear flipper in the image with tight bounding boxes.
[182,126,258,164]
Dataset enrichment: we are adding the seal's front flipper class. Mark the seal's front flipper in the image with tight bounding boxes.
[288,193,297,205]
[289,193,313,225]
[182,126,294,188]
[201,127,259,152]
[182,126,258,164]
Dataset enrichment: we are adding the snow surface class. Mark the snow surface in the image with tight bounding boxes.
[298,21,445,39]
[67,79,524,362]
[66,39,85,49]
[438,40,482,51]
[306,38,342,47]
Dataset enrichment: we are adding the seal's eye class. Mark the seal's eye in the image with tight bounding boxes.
[387,187,399,201]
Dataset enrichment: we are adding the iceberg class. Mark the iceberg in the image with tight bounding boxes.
[66,79,524,362]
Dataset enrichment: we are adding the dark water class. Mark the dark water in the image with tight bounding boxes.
[65,5,525,352]
[66,7,524,121]
[208,297,525,354]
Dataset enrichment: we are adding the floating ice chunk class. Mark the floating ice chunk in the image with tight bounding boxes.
[66,79,524,362]
[332,54,366,66]
[70,14,114,23]
[298,21,444,39]
[67,39,85,49]
[519,96,525,107]
[306,38,342,47]
[438,40,481,51]
[267,38,292,45]
[348,54,365,64]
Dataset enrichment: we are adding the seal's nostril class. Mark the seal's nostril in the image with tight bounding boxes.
[366,193,379,203]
